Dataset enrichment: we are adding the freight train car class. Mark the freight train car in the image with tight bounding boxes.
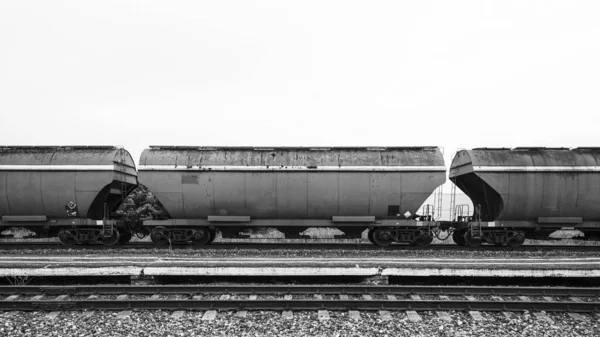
[0,146,138,245]
[138,146,446,246]
[449,147,600,247]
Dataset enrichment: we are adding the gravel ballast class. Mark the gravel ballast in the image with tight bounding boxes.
[2,247,600,259]
[1,309,598,337]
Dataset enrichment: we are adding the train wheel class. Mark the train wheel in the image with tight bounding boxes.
[367,229,376,245]
[464,231,482,247]
[150,227,169,246]
[207,229,217,244]
[58,229,77,246]
[452,230,467,246]
[101,227,120,246]
[118,230,132,244]
[371,228,394,247]
[506,231,525,247]
[190,228,211,246]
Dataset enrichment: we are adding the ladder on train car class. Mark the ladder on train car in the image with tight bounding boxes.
[450,182,457,221]
[102,203,113,237]
[433,186,443,220]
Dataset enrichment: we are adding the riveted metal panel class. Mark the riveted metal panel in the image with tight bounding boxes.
[6,171,44,215]
[450,148,600,221]
[276,172,308,218]
[307,173,339,218]
[369,172,401,216]
[337,173,370,216]
[213,172,248,216]
[40,172,76,216]
[244,172,277,218]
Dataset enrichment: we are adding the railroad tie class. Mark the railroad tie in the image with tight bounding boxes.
[518,296,531,302]
[410,295,421,301]
[436,311,452,322]
[362,294,373,300]
[465,296,477,301]
[542,296,554,302]
[282,295,293,319]
[219,294,231,300]
[151,294,161,300]
[568,313,588,322]
[202,310,217,321]
[439,295,450,300]
[339,294,349,300]
[469,311,486,321]
[318,310,330,321]
[406,311,422,322]
[117,294,128,300]
[86,295,98,300]
[491,296,503,302]
[81,311,95,319]
[569,297,583,303]
[6,295,19,301]
[379,311,392,321]
[117,311,132,320]
[249,295,257,300]
[387,295,397,301]
[30,295,44,300]
[533,312,553,324]
[349,310,361,321]
[314,294,323,300]
[171,311,185,320]
[192,295,202,300]
[54,295,69,301]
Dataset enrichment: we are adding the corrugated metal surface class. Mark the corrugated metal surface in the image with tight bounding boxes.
[449,148,600,221]
[139,147,446,219]
[0,146,137,219]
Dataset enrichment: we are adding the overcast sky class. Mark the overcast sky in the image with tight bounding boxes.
[1,0,599,168]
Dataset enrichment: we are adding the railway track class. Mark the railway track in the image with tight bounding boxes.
[1,285,600,312]
[0,241,599,251]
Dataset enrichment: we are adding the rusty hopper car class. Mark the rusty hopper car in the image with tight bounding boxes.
[0,146,138,245]
[449,147,600,247]
[138,146,446,246]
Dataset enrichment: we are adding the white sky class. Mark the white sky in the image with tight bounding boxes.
[1,0,599,169]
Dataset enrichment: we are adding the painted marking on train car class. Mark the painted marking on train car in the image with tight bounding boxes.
[473,166,600,172]
[138,165,447,172]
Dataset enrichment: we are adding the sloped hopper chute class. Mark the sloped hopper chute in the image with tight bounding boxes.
[451,171,503,221]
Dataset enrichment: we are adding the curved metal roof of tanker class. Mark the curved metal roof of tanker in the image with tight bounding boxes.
[138,146,447,169]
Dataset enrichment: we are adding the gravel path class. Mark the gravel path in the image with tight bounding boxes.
[1,309,598,336]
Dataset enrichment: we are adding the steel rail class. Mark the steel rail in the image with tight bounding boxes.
[2,285,600,297]
[1,299,599,312]
[0,242,598,251]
